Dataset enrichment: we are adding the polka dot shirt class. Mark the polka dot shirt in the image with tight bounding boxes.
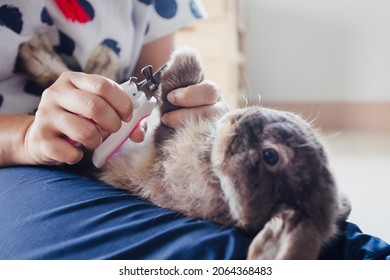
[0,0,206,114]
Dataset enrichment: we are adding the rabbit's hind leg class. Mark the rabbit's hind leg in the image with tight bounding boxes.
[16,33,69,88]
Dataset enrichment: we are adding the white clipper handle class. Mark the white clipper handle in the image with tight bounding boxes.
[92,81,157,168]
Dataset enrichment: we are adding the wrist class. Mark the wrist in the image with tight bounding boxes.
[0,114,35,167]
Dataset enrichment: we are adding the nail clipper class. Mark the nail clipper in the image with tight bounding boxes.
[92,65,165,168]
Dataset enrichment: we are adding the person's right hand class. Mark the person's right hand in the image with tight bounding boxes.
[24,71,141,165]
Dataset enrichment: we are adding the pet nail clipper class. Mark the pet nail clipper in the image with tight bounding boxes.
[92,65,165,168]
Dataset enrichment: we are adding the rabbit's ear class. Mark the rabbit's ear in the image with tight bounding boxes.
[337,192,352,221]
[247,205,323,260]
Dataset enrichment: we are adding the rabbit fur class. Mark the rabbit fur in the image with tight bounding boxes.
[17,34,351,259]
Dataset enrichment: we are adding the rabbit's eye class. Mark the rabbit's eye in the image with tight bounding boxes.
[262,149,279,166]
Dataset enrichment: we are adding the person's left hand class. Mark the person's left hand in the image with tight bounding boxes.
[161,80,226,128]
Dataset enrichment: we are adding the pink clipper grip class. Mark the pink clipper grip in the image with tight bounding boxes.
[104,115,149,162]
[92,95,156,168]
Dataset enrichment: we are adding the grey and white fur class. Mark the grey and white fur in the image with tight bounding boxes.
[17,34,351,259]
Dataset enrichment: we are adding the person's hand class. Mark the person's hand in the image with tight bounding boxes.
[161,80,226,128]
[24,71,145,165]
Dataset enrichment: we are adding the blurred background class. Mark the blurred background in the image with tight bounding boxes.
[176,0,390,242]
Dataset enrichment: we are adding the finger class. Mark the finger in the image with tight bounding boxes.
[161,106,208,129]
[52,86,123,134]
[166,80,220,107]
[41,136,83,165]
[162,101,227,129]
[129,120,147,143]
[57,111,102,150]
[67,72,133,122]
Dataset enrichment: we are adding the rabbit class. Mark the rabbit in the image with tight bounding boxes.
[98,48,352,260]
[16,34,351,259]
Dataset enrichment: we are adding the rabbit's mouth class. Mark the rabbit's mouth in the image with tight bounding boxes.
[210,107,278,232]
[211,107,265,167]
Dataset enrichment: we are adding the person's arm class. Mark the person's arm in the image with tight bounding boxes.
[133,33,175,80]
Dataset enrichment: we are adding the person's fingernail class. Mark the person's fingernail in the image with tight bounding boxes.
[167,91,176,104]
[124,112,133,123]
[161,114,168,125]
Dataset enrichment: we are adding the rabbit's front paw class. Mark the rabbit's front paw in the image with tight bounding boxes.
[158,48,204,115]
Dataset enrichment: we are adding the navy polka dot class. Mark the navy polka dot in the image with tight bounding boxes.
[24,81,44,96]
[154,0,177,19]
[0,94,3,108]
[139,0,152,5]
[0,4,23,34]
[78,0,94,21]
[190,0,202,19]
[54,31,75,56]
[101,39,120,55]
[41,7,53,26]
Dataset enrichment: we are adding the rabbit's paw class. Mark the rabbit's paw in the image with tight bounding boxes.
[158,47,204,115]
